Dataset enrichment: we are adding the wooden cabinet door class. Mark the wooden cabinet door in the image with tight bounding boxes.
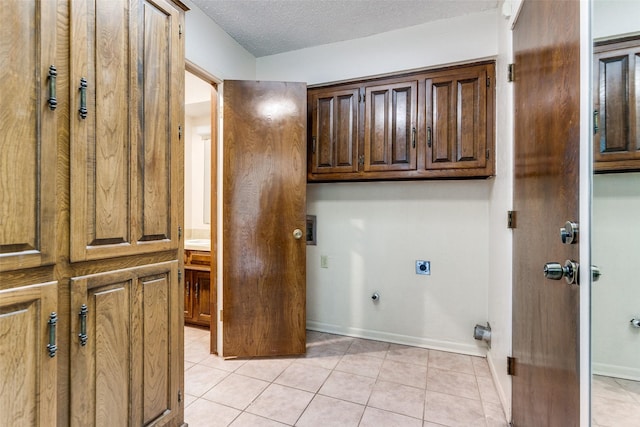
[70,0,182,262]
[0,281,57,426]
[0,0,57,272]
[223,80,307,358]
[593,38,640,172]
[184,270,194,321]
[364,80,418,172]
[193,270,212,325]
[309,87,360,175]
[71,262,180,427]
[425,64,492,173]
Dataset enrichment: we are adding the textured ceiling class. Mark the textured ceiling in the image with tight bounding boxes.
[190,0,499,57]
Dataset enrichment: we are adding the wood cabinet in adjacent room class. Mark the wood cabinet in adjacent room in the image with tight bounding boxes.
[0,0,188,426]
[307,61,495,182]
[184,250,213,328]
[593,36,640,172]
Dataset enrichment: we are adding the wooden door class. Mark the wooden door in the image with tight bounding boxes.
[309,86,360,175]
[425,64,492,173]
[512,0,581,425]
[364,80,418,172]
[0,282,57,426]
[222,80,307,358]
[593,37,640,172]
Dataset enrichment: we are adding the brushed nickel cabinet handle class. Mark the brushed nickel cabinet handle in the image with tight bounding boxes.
[427,126,432,148]
[48,65,57,110]
[79,77,88,119]
[47,312,58,358]
[78,304,88,346]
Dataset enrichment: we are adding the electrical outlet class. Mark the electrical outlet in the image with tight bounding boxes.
[320,255,329,268]
[415,260,430,275]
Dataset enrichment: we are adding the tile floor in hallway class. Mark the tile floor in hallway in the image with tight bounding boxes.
[184,326,508,427]
[591,375,640,427]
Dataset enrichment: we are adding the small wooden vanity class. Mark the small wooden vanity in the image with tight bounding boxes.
[184,249,212,328]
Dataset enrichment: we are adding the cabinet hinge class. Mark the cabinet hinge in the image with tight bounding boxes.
[508,64,515,82]
[507,356,516,376]
[486,76,491,87]
[312,136,316,154]
[178,389,182,403]
[486,149,490,160]
[178,270,182,283]
[358,155,364,166]
[178,226,182,239]
[178,124,182,140]
[507,211,516,229]
[359,94,365,103]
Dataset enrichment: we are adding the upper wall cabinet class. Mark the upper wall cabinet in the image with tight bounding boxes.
[593,36,640,173]
[70,0,184,262]
[0,0,57,272]
[307,61,495,182]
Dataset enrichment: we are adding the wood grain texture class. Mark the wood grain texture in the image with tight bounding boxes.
[306,62,495,182]
[593,36,640,172]
[512,0,581,425]
[0,282,57,427]
[0,0,57,271]
[223,80,307,358]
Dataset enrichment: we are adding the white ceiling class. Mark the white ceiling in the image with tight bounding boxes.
[189,0,499,58]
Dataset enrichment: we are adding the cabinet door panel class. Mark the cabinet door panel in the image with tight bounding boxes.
[70,0,181,261]
[71,262,180,427]
[310,88,359,174]
[194,270,211,325]
[0,0,56,271]
[365,81,417,171]
[426,65,488,171]
[594,39,640,172]
[0,282,57,426]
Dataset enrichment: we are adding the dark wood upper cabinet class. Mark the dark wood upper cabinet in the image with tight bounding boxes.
[364,80,418,172]
[593,36,640,172]
[309,86,360,175]
[307,61,495,182]
[425,64,491,173]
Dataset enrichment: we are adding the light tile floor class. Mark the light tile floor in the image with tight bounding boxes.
[184,326,508,427]
[591,375,640,427]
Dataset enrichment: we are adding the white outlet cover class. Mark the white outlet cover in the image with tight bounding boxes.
[415,260,430,275]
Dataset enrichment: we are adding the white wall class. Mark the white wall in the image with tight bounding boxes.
[592,173,640,380]
[256,9,501,356]
[183,0,256,80]
[256,11,498,85]
[593,0,640,39]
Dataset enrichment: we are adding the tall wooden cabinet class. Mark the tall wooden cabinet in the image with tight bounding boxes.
[307,61,495,181]
[593,36,640,172]
[0,0,188,426]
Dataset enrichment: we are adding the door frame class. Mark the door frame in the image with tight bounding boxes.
[185,61,221,355]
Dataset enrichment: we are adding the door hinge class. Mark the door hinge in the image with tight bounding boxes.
[219,309,223,322]
[178,124,182,140]
[507,211,516,229]
[179,24,183,39]
[178,389,182,403]
[486,76,491,87]
[507,356,516,376]
[178,270,182,283]
[508,63,515,82]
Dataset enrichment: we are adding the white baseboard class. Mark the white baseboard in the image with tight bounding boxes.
[592,362,640,382]
[486,351,511,422]
[306,320,486,357]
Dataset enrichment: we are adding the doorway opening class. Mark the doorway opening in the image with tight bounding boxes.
[184,63,219,355]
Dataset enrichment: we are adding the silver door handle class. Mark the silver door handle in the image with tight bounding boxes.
[544,260,579,285]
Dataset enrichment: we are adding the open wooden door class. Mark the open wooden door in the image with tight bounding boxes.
[222,80,307,358]
[512,0,582,425]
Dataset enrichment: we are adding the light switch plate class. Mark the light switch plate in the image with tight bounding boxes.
[415,260,430,275]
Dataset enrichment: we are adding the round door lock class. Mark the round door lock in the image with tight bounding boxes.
[293,228,303,240]
[543,260,579,285]
[560,221,579,244]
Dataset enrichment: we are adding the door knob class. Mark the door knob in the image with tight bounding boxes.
[544,260,579,285]
[560,221,578,244]
[591,265,602,282]
[293,228,303,240]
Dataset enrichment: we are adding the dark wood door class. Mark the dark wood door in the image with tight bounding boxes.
[512,1,581,426]
[222,80,307,358]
